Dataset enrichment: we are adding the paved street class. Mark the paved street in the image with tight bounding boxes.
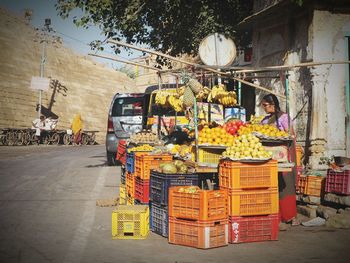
[0,145,349,263]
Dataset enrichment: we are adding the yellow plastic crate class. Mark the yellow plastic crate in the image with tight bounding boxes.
[112,205,149,239]
[119,184,127,205]
[192,148,225,166]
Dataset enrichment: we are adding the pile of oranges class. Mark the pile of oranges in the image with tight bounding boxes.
[197,126,235,146]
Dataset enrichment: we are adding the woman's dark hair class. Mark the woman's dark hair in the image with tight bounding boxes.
[262,93,282,129]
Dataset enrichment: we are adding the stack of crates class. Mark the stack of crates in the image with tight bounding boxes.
[219,159,279,244]
[168,186,229,249]
[149,170,198,237]
[325,168,350,195]
[134,152,173,204]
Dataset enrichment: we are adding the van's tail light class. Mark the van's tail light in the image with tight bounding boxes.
[107,116,114,133]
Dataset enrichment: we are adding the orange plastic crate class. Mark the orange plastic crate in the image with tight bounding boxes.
[168,186,228,221]
[227,187,279,216]
[305,175,325,197]
[297,175,307,194]
[168,217,228,249]
[219,160,278,190]
[126,172,135,197]
[295,145,303,167]
[135,153,173,180]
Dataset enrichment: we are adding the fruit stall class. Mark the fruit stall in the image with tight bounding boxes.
[110,65,300,248]
[94,39,305,249]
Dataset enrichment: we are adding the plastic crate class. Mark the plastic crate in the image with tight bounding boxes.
[127,196,135,205]
[297,176,307,194]
[305,175,325,197]
[229,214,279,243]
[150,202,168,237]
[119,184,127,205]
[325,169,350,195]
[219,160,278,190]
[112,205,149,239]
[116,140,127,165]
[168,186,228,221]
[126,172,135,198]
[227,187,279,216]
[135,177,150,204]
[135,153,173,180]
[168,217,228,249]
[126,152,135,173]
[150,170,198,206]
[192,147,225,166]
[121,166,126,184]
[295,145,303,167]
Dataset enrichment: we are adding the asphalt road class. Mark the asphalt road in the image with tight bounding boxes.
[0,145,349,263]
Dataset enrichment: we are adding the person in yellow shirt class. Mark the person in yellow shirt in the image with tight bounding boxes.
[71,114,83,145]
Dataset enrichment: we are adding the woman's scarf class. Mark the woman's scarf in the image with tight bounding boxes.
[72,114,83,135]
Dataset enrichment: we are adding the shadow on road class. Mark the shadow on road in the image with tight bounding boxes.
[85,162,109,168]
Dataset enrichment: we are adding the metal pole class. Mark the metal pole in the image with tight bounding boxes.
[38,31,46,119]
[285,73,291,134]
[194,97,199,163]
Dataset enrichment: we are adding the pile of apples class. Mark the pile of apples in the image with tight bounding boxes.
[223,119,245,136]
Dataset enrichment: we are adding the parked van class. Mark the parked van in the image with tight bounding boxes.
[106,93,149,165]
[105,84,187,165]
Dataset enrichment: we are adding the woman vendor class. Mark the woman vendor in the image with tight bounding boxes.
[261,93,299,227]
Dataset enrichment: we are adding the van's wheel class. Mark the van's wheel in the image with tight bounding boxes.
[107,152,117,166]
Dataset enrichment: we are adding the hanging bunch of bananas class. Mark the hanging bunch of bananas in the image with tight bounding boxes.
[167,95,183,112]
[207,84,237,106]
[155,90,170,106]
[196,86,211,102]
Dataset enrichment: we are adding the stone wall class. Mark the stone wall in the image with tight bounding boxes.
[0,8,136,144]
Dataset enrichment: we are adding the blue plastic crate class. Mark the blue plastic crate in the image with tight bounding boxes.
[150,171,198,206]
[150,202,168,237]
[126,152,135,173]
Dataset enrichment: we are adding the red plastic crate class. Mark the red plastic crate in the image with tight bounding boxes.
[135,177,150,203]
[219,160,278,190]
[135,153,173,180]
[168,217,228,249]
[168,186,228,221]
[326,169,350,195]
[116,140,127,165]
[229,214,279,243]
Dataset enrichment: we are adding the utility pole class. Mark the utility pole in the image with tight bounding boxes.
[38,18,51,119]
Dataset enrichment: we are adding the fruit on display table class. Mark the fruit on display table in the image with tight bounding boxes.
[221,134,272,159]
[128,144,154,152]
[198,125,234,146]
[223,119,244,136]
[158,160,192,174]
[129,131,161,144]
[238,123,290,138]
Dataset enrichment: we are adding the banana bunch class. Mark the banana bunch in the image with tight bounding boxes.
[207,84,237,106]
[167,95,183,112]
[196,86,210,101]
[155,91,168,106]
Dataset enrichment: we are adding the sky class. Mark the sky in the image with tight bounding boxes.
[0,0,143,69]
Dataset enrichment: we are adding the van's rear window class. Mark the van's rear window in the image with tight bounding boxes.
[112,97,143,116]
